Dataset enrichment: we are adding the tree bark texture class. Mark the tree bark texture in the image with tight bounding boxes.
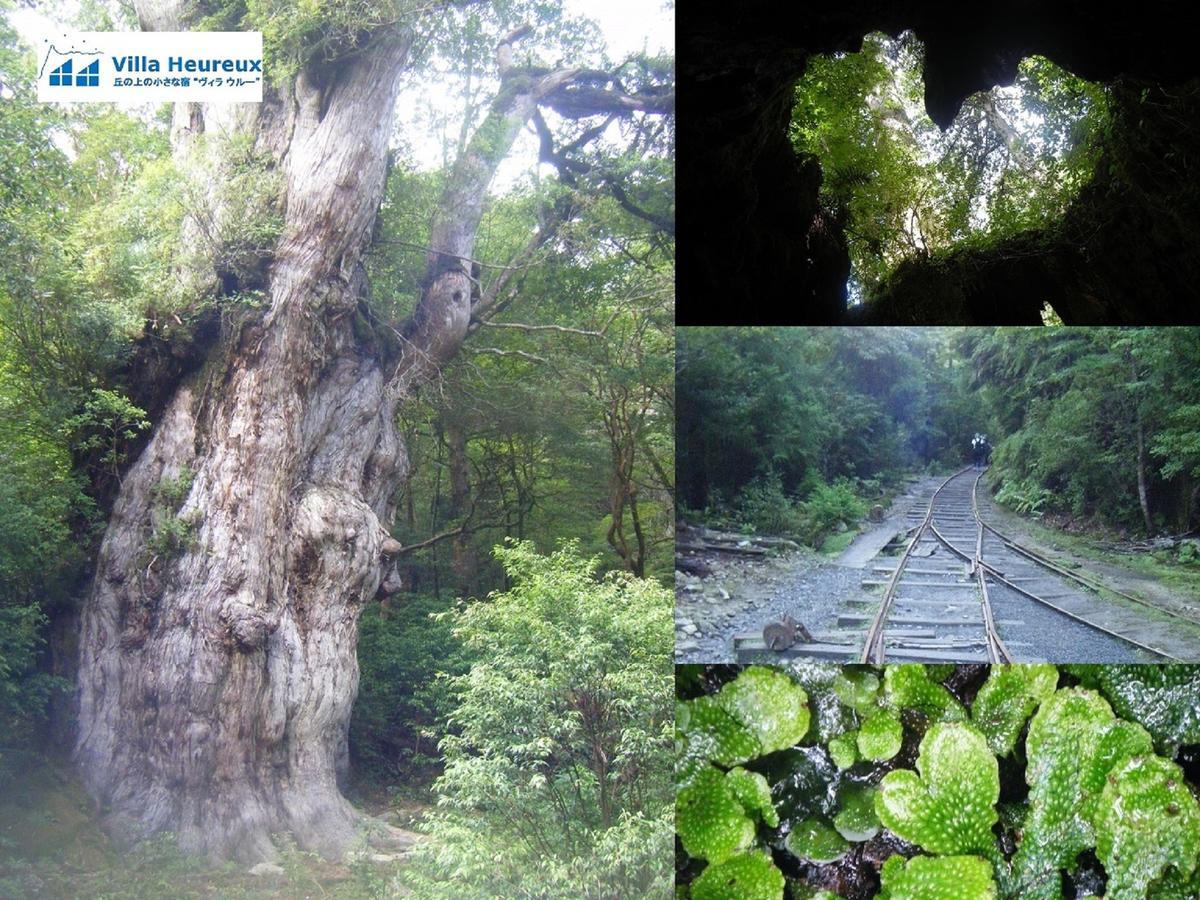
[75,6,562,863]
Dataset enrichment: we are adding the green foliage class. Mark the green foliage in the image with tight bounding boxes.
[405,541,671,898]
[691,851,784,900]
[725,767,778,828]
[876,722,999,856]
[971,664,1058,756]
[1066,664,1200,749]
[1014,687,1155,898]
[679,665,1200,899]
[677,766,758,864]
[792,31,1106,294]
[0,606,69,781]
[717,667,811,757]
[1094,754,1200,899]
[857,709,903,761]
[879,854,998,900]
[350,595,467,778]
[679,327,960,542]
[785,818,849,863]
[832,784,879,842]
[966,327,1200,535]
[883,664,967,722]
[827,732,859,770]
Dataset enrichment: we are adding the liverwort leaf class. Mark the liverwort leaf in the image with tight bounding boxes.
[1094,753,1200,900]
[971,664,1057,756]
[858,710,904,761]
[676,766,756,863]
[1012,687,1154,899]
[883,665,967,722]
[875,722,998,856]
[691,851,785,900]
[878,854,998,900]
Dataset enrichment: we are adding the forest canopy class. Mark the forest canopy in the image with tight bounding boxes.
[678,327,1200,546]
[793,32,1106,301]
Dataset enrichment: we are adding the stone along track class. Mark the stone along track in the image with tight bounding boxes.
[736,468,1199,663]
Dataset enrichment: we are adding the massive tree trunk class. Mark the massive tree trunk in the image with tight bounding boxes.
[74,6,574,863]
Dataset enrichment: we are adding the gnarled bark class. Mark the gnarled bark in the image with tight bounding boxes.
[74,8,568,864]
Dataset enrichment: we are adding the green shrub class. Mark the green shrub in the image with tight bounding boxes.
[732,473,806,537]
[800,478,867,545]
[350,594,467,780]
[401,540,673,898]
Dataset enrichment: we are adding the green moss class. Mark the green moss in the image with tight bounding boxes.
[691,851,785,900]
[1095,753,1200,899]
[878,854,998,900]
[875,722,998,856]
[785,818,849,863]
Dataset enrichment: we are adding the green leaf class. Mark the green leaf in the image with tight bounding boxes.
[876,722,998,856]
[785,818,850,863]
[833,668,880,711]
[858,710,903,761]
[883,665,967,722]
[971,664,1057,756]
[1066,664,1200,749]
[691,851,785,900]
[1012,687,1154,899]
[676,767,756,863]
[683,694,761,770]
[1095,753,1200,900]
[716,666,811,756]
[878,854,998,900]
[726,767,779,828]
[834,783,880,842]
[828,731,859,770]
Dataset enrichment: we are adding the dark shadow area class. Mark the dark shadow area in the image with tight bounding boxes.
[681,2,1200,323]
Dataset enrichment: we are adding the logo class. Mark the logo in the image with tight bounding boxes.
[37,32,262,103]
[40,39,102,88]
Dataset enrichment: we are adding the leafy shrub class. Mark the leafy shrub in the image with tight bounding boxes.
[0,606,69,785]
[350,594,467,780]
[402,541,673,898]
[733,473,807,537]
[800,478,867,545]
[675,664,1200,899]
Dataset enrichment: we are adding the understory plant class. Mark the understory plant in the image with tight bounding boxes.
[675,664,1200,899]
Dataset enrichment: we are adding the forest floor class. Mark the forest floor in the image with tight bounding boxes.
[0,755,430,899]
[675,472,1200,663]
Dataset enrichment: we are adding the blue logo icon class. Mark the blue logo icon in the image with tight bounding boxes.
[48,57,100,87]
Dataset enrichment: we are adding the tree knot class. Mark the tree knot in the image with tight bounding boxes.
[221,594,269,651]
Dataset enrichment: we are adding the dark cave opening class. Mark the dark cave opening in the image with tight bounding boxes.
[680,2,1200,324]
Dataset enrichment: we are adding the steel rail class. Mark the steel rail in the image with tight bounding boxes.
[962,471,1181,661]
[860,467,999,663]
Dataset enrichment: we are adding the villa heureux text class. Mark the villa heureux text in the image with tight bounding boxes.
[112,55,262,73]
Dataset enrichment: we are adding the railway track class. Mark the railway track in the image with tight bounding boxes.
[735,468,1200,663]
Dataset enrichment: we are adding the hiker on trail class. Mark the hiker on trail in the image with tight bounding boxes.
[971,433,991,469]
